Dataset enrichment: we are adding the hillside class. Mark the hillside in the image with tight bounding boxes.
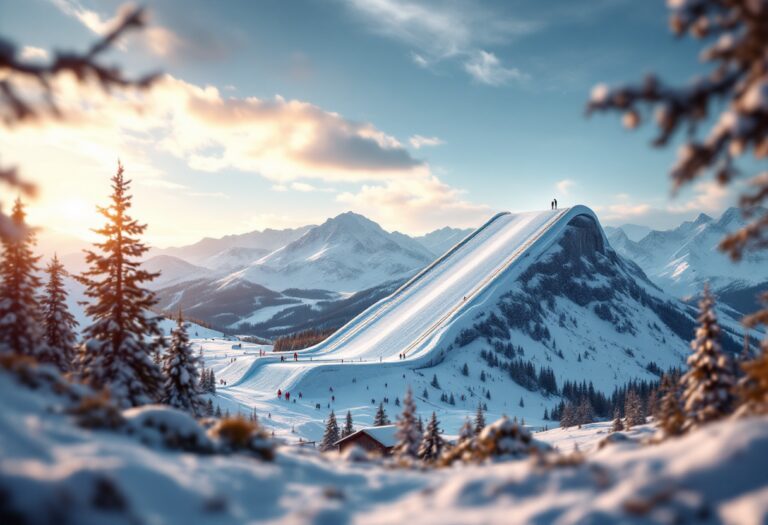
[207,207,732,439]
[607,207,768,313]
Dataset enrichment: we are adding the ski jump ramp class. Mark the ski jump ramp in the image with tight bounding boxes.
[228,206,601,395]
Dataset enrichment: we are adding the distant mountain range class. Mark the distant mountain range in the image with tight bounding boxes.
[142,213,473,336]
[605,207,768,315]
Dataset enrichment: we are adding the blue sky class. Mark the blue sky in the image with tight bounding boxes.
[0,0,736,246]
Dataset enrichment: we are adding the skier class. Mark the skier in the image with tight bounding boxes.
[280,354,285,362]
[554,198,558,210]
[332,395,335,403]
[285,391,290,402]
[277,389,282,399]
[293,352,298,361]
[299,392,303,399]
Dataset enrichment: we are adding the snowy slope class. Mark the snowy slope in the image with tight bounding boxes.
[142,254,214,288]
[2,364,766,525]
[608,207,768,305]
[204,206,723,440]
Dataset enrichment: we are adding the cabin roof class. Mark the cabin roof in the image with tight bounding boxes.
[334,425,398,448]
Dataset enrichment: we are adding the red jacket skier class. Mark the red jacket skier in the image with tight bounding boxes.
[277,389,282,399]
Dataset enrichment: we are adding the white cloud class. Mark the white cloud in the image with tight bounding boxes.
[342,0,534,85]
[409,135,444,149]
[555,179,575,195]
[464,50,528,86]
[4,70,489,237]
[594,181,736,227]
[290,182,335,193]
[14,73,424,184]
[20,46,49,61]
[337,172,490,234]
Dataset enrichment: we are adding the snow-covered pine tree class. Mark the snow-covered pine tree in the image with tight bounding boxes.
[474,403,486,435]
[39,254,78,371]
[560,402,576,428]
[393,387,421,460]
[320,410,340,452]
[206,398,214,417]
[373,402,390,426]
[0,199,43,356]
[418,412,444,463]
[342,410,354,438]
[680,285,735,428]
[162,315,205,415]
[611,408,624,432]
[77,162,165,407]
[215,405,222,417]
[430,374,440,389]
[624,390,645,428]
[576,398,594,427]
[656,373,685,437]
[458,417,474,444]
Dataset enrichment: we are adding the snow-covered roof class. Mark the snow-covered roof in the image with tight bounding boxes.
[336,425,398,448]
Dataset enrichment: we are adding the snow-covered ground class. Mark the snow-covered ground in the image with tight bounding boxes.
[1,366,766,525]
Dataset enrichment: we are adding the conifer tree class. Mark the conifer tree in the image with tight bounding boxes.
[560,402,576,428]
[215,404,222,417]
[576,398,594,427]
[39,254,78,371]
[162,315,205,415]
[208,368,217,393]
[474,403,486,435]
[611,408,624,432]
[206,398,214,417]
[624,390,645,428]
[680,285,735,428]
[418,412,444,463]
[342,410,354,438]
[373,402,389,426]
[0,199,43,356]
[393,387,421,460]
[77,162,165,407]
[656,374,685,437]
[320,410,340,452]
[458,417,474,444]
[417,415,424,434]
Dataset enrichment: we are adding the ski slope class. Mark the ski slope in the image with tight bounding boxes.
[225,206,599,396]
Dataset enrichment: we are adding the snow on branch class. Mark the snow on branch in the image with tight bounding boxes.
[586,0,768,263]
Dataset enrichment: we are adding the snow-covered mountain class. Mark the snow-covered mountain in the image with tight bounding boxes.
[142,255,214,288]
[219,212,435,293]
[604,223,651,242]
[606,207,768,312]
[413,226,473,257]
[151,225,315,266]
[217,207,746,444]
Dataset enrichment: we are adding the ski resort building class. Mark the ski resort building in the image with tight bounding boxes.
[334,425,397,455]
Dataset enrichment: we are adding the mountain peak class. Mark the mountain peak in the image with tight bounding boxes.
[694,212,714,225]
[717,207,743,228]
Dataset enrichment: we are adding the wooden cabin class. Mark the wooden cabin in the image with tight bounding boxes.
[334,425,397,455]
